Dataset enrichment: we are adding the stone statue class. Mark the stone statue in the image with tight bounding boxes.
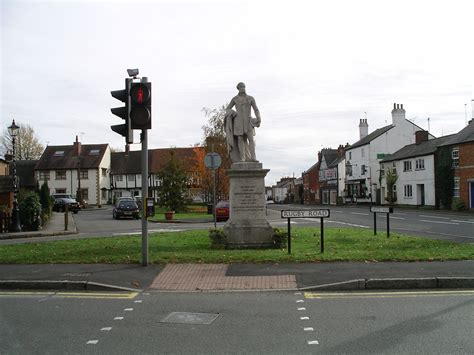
[224,82,261,162]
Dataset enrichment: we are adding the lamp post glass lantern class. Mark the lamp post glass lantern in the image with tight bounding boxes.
[8,119,21,232]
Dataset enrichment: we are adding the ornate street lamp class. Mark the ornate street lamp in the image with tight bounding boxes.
[8,119,21,232]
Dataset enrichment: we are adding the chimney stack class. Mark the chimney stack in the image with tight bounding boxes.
[391,103,406,126]
[359,118,369,139]
[415,130,429,145]
[73,135,81,156]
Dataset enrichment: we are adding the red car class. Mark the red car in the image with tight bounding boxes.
[215,201,230,222]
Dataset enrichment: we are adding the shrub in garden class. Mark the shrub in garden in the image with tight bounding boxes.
[19,191,41,231]
[451,198,465,211]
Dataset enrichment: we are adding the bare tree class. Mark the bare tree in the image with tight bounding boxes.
[1,123,44,160]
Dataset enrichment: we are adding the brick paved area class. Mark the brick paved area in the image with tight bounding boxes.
[150,264,297,291]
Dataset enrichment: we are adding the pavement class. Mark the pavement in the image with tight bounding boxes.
[0,211,473,292]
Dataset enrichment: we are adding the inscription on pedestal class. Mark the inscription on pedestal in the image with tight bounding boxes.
[233,185,263,211]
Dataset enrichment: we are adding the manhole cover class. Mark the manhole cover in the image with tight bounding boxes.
[160,312,220,325]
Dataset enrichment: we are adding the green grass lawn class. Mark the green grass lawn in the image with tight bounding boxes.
[149,205,211,221]
[1,227,473,264]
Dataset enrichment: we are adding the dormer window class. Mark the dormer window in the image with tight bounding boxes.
[89,149,100,155]
[53,150,65,156]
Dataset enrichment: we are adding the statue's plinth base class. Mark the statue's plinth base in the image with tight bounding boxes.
[224,162,273,249]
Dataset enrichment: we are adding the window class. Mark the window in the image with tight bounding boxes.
[79,170,88,179]
[79,188,89,201]
[38,171,50,180]
[453,178,460,198]
[115,191,123,198]
[53,150,64,157]
[403,160,412,172]
[89,149,100,155]
[55,188,66,194]
[361,165,366,175]
[361,148,365,158]
[349,152,352,160]
[102,168,107,177]
[115,175,123,182]
[55,171,66,180]
[404,184,413,198]
[415,159,425,170]
[452,148,459,168]
[128,175,135,182]
[380,164,385,177]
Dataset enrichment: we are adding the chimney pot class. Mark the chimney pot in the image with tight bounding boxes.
[394,103,396,109]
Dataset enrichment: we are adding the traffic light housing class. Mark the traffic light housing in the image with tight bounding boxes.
[111,78,133,144]
[130,82,152,130]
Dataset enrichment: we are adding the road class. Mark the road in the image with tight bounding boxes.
[1,290,473,354]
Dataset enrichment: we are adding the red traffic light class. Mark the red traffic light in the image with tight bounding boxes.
[130,84,150,104]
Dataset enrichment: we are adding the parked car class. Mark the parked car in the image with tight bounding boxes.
[52,197,80,213]
[113,200,140,219]
[215,201,230,222]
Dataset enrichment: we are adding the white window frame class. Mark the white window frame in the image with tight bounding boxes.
[404,184,413,198]
[415,159,425,170]
[452,148,459,168]
[115,175,123,182]
[79,170,88,179]
[453,177,460,198]
[403,160,412,172]
[55,171,66,180]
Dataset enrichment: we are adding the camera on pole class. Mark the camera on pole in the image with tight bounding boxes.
[110,78,133,144]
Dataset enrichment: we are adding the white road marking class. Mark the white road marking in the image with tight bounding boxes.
[300,316,310,320]
[296,300,304,303]
[86,340,99,345]
[114,317,124,320]
[124,308,133,312]
[394,212,406,215]
[351,212,369,216]
[327,220,370,228]
[308,340,319,345]
[134,300,143,303]
[304,327,314,331]
[420,220,459,225]
[332,210,343,213]
[420,215,450,220]
[101,327,112,331]
[294,292,302,295]
[451,219,474,224]
[298,307,306,311]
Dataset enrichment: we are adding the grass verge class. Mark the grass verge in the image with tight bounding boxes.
[149,205,211,221]
[1,227,473,264]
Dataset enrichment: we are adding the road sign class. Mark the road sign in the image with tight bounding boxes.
[370,206,393,214]
[281,209,330,219]
[204,153,221,170]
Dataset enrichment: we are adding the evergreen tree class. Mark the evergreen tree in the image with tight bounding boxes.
[157,150,189,212]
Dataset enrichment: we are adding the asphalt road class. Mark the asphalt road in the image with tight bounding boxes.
[1,290,473,354]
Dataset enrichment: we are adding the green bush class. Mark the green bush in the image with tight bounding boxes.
[272,228,287,249]
[209,229,227,249]
[451,198,465,211]
[39,181,53,225]
[19,192,41,231]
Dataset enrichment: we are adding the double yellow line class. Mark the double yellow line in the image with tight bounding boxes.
[305,290,474,299]
[0,291,139,299]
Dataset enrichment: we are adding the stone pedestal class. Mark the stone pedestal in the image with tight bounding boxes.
[224,162,273,248]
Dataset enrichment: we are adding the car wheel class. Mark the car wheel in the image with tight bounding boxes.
[73,211,79,214]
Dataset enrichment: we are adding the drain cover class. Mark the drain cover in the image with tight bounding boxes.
[160,312,220,325]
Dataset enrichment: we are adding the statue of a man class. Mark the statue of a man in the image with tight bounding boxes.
[224,82,261,163]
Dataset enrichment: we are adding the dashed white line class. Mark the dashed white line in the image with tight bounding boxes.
[296,300,304,303]
[298,307,306,311]
[294,292,302,295]
[114,317,124,320]
[304,327,314,331]
[451,219,474,224]
[308,340,319,345]
[420,215,450,220]
[420,220,459,225]
[86,340,99,345]
[350,212,369,216]
[101,327,112,331]
[124,308,133,312]
[300,316,310,320]
[134,300,143,303]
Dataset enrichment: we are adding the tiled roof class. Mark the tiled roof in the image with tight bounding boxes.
[347,124,394,150]
[35,144,108,170]
[111,147,204,174]
[439,122,474,146]
[16,160,38,188]
[381,135,455,162]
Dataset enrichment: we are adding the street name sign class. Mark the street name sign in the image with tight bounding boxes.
[281,209,330,219]
[370,206,393,214]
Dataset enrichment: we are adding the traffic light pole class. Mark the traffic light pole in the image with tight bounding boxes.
[141,129,149,266]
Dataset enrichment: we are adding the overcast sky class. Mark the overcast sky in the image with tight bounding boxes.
[1,0,473,185]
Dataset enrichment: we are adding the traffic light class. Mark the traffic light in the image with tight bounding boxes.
[111,78,133,144]
[130,82,152,130]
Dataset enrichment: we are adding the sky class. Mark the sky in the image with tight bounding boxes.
[1,0,473,185]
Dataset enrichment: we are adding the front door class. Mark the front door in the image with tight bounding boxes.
[470,182,474,209]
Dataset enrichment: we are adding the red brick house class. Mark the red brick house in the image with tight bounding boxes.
[440,120,474,209]
[302,161,320,205]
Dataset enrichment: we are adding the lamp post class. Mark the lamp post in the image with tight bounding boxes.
[8,119,21,232]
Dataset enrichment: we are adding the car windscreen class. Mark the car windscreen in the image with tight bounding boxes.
[119,201,137,208]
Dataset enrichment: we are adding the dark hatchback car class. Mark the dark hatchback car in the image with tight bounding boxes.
[113,200,140,219]
[53,198,80,213]
[215,201,230,222]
